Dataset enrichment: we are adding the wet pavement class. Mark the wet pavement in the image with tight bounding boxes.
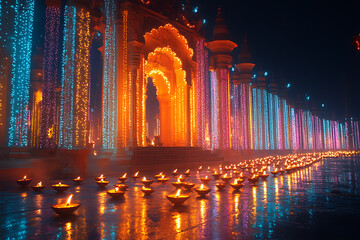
[1,157,360,239]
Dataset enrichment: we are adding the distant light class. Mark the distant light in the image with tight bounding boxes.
[202,19,206,24]
[182,4,185,11]
[321,104,325,107]
[231,67,235,72]
[306,96,310,101]
[286,83,291,88]
[252,74,256,79]
[193,7,198,13]
[264,71,268,76]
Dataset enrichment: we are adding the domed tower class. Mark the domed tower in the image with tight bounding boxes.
[234,35,255,150]
[207,8,237,149]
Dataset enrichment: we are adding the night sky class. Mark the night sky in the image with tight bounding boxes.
[197,0,360,120]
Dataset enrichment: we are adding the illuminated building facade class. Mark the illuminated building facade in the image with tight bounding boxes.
[2,0,359,154]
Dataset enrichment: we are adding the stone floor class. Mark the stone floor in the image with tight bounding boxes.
[1,157,360,239]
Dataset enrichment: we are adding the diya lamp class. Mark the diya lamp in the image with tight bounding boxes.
[118,173,128,183]
[166,189,190,205]
[141,177,154,188]
[52,182,70,193]
[157,175,169,184]
[279,168,285,174]
[194,184,211,197]
[212,170,221,180]
[248,174,259,185]
[200,176,211,184]
[51,194,80,216]
[107,187,125,199]
[172,178,183,188]
[183,169,190,176]
[171,169,178,176]
[17,176,31,187]
[177,175,186,182]
[141,186,155,195]
[95,174,106,181]
[32,181,45,192]
[233,170,240,177]
[271,168,279,176]
[198,166,203,172]
[259,171,269,180]
[183,182,195,190]
[73,176,83,185]
[230,179,244,190]
[215,182,226,191]
[132,171,140,180]
[96,178,109,188]
[114,184,128,191]
[220,173,232,183]
[154,172,164,179]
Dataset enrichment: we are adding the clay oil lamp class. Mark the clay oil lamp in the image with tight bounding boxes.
[107,187,125,199]
[215,182,226,191]
[259,171,269,180]
[141,177,154,188]
[233,170,240,177]
[141,186,155,195]
[171,169,178,176]
[271,168,279,176]
[212,170,221,180]
[183,169,190,176]
[248,174,259,185]
[118,173,128,183]
[52,182,70,193]
[52,194,80,216]
[220,173,232,183]
[96,178,109,188]
[73,176,83,185]
[95,174,106,181]
[114,184,128,191]
[157,175,169,184]
[132,171,140,180]
[194,184,211,197]
[200,176,211,184]
[198,166,203,173]
[183,182,195,190]
[32,181,45,192]
[17,176,31,187]
[172,178,183,189]
[166,189,190,205]
[279,168,285,174]
[230,179,244,190]
[154,172,164,179]
[177,175,186,182]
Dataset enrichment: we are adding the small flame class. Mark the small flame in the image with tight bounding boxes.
[200,184,204,190]
[234,179,238,184]
[214,170,217,174]
[134,171,139,176]
[177,178,181,183]
[274,168,278,172]
[23,176,27,180]
[66,194,73,206]
[100,174,104,178]
[58,182,62,185]
[173,169,177,173]
[199,166,202,170]
[115,187,119,192]
[161,175,165,179]
[263,171,266,175]
[224,173,228,177]
[142,186,146,190]
[142,177,146,181]
[176,189,181,197]
[77,176,80,180]
[122,173,127,178]
[205,176,208,179]
[37,181,42,187]
[186,169,190,173]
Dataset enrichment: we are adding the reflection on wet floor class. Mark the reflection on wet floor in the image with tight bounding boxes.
[1,157,360,239]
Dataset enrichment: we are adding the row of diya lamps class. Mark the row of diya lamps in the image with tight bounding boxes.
[15,152,334,216]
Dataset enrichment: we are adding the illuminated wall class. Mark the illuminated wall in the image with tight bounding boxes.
[102,0,116,149]
[8,0,35,147]
[59,5,91,149]
[40,4,61,149]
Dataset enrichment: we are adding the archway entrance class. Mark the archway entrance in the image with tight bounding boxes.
[145,47,188,146]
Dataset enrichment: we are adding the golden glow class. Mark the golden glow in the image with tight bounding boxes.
[176,189,181,197]
[66,194,73,206]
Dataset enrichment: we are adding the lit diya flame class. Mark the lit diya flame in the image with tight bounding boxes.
[32,181,45,192]
[51,194,80,215]
[176,189,181,197]
[194,183,211,197]
[17,175,31,186]
[230,179,244,190]
[142,177,146,181]
[96,178,109,187]
[122,173,127,178]
[107,186,125,199]
[141,186,155,195]
[172,169,178,176]
[37,181,42,187]
[76,176,80,180]
[134,171,139,176]
[73,176,83,184]
[166,189,190,204]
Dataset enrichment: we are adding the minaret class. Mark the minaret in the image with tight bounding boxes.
[235,35,255,150]
[207,8,237,149]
